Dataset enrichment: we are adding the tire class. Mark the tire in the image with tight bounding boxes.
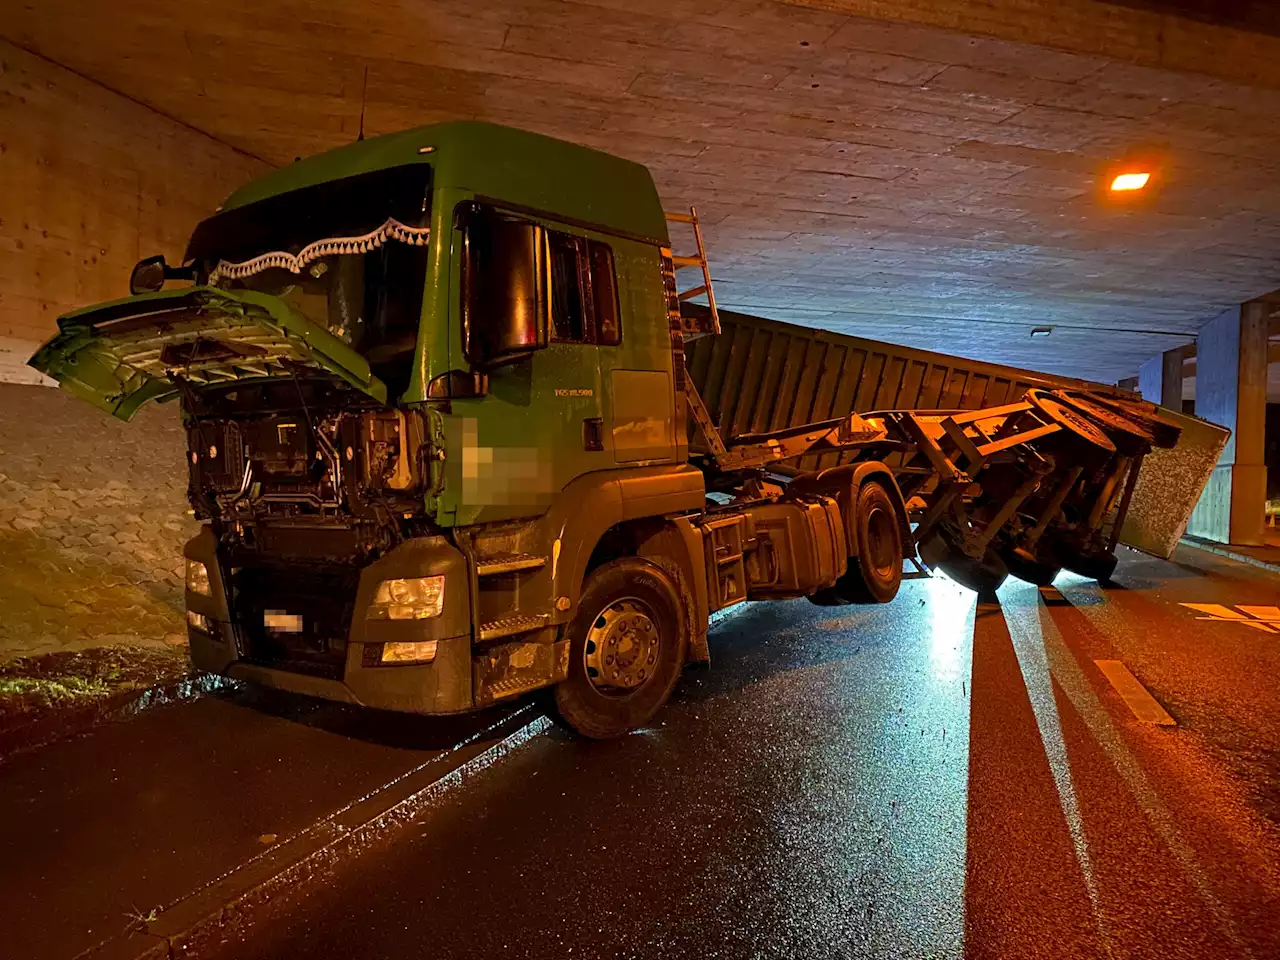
[833,480,903,604]
[1003,547,1062,587]
[939,553,1008,597]
[921,533,1008,596]
[553,557,689,739]
[807,586,851,607]
[1060,549,1118,584]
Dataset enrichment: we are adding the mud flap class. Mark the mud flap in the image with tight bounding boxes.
[688,631,711,665]
[473,637,571,706]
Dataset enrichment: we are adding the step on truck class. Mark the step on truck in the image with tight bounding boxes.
[30,122,1227,738]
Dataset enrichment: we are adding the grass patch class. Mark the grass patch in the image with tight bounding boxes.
[0,645,191,734]
[0,675,115,702]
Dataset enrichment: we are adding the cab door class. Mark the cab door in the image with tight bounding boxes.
[441,205,613,525]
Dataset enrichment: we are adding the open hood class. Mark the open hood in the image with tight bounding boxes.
[29,287,388,420]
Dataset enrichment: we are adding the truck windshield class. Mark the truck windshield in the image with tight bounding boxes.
[185,165,433,396]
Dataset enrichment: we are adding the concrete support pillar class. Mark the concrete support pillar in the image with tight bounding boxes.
[1187,302,1269,545]
[1138,347,1184,409]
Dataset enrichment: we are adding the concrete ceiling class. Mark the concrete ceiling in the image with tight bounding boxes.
[8,0,1280,382]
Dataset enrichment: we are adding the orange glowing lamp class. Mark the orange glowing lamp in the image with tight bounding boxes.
[1110,172,1151,192]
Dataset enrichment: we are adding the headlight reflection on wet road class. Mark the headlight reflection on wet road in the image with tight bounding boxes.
[926,572,976,683]
[840,576,976,959]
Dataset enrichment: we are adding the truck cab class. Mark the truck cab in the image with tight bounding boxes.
[31,122,722,736]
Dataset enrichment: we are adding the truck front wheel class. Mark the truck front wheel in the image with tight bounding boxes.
[553,558,689,739]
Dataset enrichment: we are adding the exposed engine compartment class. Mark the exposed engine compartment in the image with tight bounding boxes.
[183,375,436,564]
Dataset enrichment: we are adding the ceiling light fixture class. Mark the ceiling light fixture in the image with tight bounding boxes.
[1030,327,1053,338]
[1110,172,1151,192]
[1101,143,1166,202]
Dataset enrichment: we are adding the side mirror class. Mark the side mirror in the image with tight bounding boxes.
[130,255,198,295]
[130,256,167,295]
[462,208,548,370]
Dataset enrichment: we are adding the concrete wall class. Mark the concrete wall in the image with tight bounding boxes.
[1138,348,1184,409]
[1186,307,1239,541]
[0,39,265,381]
[1267,403,1280,502]
[1186,302,1269,543]
[0,41,265,659]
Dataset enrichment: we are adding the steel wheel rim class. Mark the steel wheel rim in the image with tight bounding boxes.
[866,505,897,580]
[583,597,660,698]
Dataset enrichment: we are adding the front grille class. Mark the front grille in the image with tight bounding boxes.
[229,563,361,679]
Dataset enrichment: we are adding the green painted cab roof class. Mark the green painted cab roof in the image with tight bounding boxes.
[220,121,669,245]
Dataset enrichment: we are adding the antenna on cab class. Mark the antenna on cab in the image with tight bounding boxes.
[357,67,369,142]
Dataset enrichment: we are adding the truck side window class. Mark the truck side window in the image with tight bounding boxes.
[588,241,621,346]
[548,232,621,347]
[550,234,587,343]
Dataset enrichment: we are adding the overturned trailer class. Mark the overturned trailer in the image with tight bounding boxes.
[685,306,1227,593]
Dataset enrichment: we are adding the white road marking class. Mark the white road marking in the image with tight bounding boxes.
[1237,605,1280,621]
[1094,660,1177,726]
[1179,602,1280,632]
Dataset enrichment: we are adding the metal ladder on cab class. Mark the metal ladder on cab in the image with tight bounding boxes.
[664,206,732,464]
[663,207,721,338]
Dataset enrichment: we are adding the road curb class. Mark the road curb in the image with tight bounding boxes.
[80,704,550,960]
[1180,537,1280,575]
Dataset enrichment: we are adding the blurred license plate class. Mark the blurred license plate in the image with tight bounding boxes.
[264,610,303,633]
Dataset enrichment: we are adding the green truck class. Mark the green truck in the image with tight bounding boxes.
[29,122,1216,738]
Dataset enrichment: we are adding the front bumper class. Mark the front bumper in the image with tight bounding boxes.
[184,528,475,715]
[222,636,474,714]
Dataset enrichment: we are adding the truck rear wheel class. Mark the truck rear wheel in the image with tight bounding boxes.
[553,558,688,739]
[834,480,903,604]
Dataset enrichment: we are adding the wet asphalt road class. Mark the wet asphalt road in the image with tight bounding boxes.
[210,545,1280,960]
[0,683,523,960]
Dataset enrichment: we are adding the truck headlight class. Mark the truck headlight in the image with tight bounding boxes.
[380,640,439,664]
[186,559,211,597]
[367,576,445,620]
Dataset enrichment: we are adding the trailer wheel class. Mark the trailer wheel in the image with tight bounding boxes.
[831,480,903,604]
[921,533,1008,597]
[1060,548,1118,584]
[940,553,1009,597]
[553,558,688,739]
[1003,547,1061,587]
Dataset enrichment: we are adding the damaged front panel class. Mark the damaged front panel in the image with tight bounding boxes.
[29,287,388,421]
